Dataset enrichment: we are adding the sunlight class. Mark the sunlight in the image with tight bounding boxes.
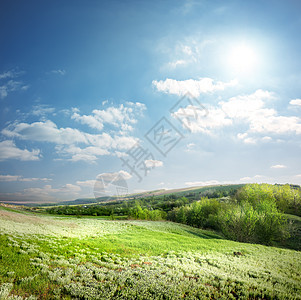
[227,44,258,74]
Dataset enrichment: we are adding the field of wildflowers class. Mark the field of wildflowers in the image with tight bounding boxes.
[0,206,300,299]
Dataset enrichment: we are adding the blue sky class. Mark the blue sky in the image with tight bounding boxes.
[0,0,301,203]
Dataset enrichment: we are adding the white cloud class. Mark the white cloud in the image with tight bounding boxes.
[250,115,301,135]
[0,70,24,80]
[0,175,21,182]
[185,180,221,187]
[239,176,252,181]
[0,70,28,99]
[290,99,301,106]
[71,112,104,130]
[243,137,257,144]
[92,103,145,127]
[56,145,110,162]
[59,183,81,193]
[31,105,55,116]
[153,78,237,97]
[0,71,15,79]
[262,136,272,141]
[239,175,268,183]
[0,175,50,182]
[221,90,301,136]
[220,89,275,119]
[162,39,214,70]
[182,45,193,55]
[186,143,196,151]
[72,102,146,133]
[271,164,287,169]
[95,170,132,184]
[1,102,144,162]
[118,170,132,180]
[0,80,28,99]
[237,133,273,144]
[114,151,128,158]
[93,106,123,125]
[172,106,232,134]
[2,119,138,162]
[171,89,301,140]
[144,159,163,168]
[0,140,40,161]
[76,180,96,188]
[51,69,66,75]
[187,143,195,148]
[0,183,81,202]
[2,120,90,144]
[111,135,137,150]
[168,60,187,69]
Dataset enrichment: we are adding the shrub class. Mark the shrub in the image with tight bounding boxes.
[236,183,301,216]
[217,200,289,245]
[167,198,221,230]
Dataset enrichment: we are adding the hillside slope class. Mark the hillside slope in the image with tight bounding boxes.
[0,206,300,299]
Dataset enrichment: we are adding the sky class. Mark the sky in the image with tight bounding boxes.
[0,0,301,204]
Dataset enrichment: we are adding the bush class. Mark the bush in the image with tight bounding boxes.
[167,187,291,245]
[167,198,221,230]
[236,183,301,216]
[128,204,166,221]
[217,200,289,245]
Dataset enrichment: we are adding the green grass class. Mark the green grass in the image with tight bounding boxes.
[0,206,300,299]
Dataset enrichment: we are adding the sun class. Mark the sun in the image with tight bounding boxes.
[227,44,258,74]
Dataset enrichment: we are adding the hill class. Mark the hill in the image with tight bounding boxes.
[0,184,244,207]
[0,205,300,299]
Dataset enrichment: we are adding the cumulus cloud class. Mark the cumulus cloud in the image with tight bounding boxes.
[2,120,90,144]
[171,89,301,142]
[2,118,138,162]
[1,102,144,162]
[71,112,104,130]
[144,159,163,168]
[55,145,110,162]
[220,90,301,136]
[172,106,232,134]
[72,102,146,132]
[271,164,287,169]
[239,175,268,183]
[0,140,40,161]
[152,78,237,97]
[96,170,132,182]
[220,89,275,119]
[289,99,301,106]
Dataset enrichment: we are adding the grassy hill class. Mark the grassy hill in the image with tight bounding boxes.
[2,184,244,207]
[0,205,300,299]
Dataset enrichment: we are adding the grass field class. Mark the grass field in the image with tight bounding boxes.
[0,206,300,299]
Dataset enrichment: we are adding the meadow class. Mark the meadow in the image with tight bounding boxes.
[0,205,300,299]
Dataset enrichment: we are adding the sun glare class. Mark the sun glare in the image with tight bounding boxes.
[227,44,258,74]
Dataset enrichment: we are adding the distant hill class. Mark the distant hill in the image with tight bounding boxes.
[0,184,247,207]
